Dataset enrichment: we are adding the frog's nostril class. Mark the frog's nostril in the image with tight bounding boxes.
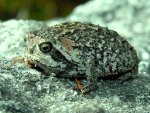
[29,45,36,54]
[30,48,34,54]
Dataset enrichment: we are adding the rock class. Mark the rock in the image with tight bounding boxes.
[0,0,150,113]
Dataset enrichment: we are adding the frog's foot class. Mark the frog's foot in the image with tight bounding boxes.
[118,66,138,83]
[81,83,98,94]
[118,73,136,84]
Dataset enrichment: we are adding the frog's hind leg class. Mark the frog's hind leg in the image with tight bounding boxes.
[118,66,138,83]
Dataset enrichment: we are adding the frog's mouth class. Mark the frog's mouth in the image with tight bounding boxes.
[26,60,46,74]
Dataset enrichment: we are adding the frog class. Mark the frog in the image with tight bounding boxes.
[24,21,139,93]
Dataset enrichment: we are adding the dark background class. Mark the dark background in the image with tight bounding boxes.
[0,0,88,20]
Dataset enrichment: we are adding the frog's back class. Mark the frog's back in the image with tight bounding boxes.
[54,22,139,77]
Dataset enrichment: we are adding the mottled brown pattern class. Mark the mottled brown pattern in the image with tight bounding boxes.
[59,37,75,53]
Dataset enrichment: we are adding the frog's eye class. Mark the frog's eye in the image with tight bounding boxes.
[39,42,52,53]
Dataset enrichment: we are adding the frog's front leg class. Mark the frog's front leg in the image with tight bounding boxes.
[81,59,98,94]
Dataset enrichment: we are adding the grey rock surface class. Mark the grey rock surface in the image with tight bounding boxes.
[0,0,150,113]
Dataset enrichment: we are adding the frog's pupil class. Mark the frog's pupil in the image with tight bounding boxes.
[43,46,49,51]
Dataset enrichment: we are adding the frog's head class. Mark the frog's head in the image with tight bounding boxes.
[24,27,77,76]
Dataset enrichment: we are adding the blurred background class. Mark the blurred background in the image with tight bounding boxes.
[0,0,88,20]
